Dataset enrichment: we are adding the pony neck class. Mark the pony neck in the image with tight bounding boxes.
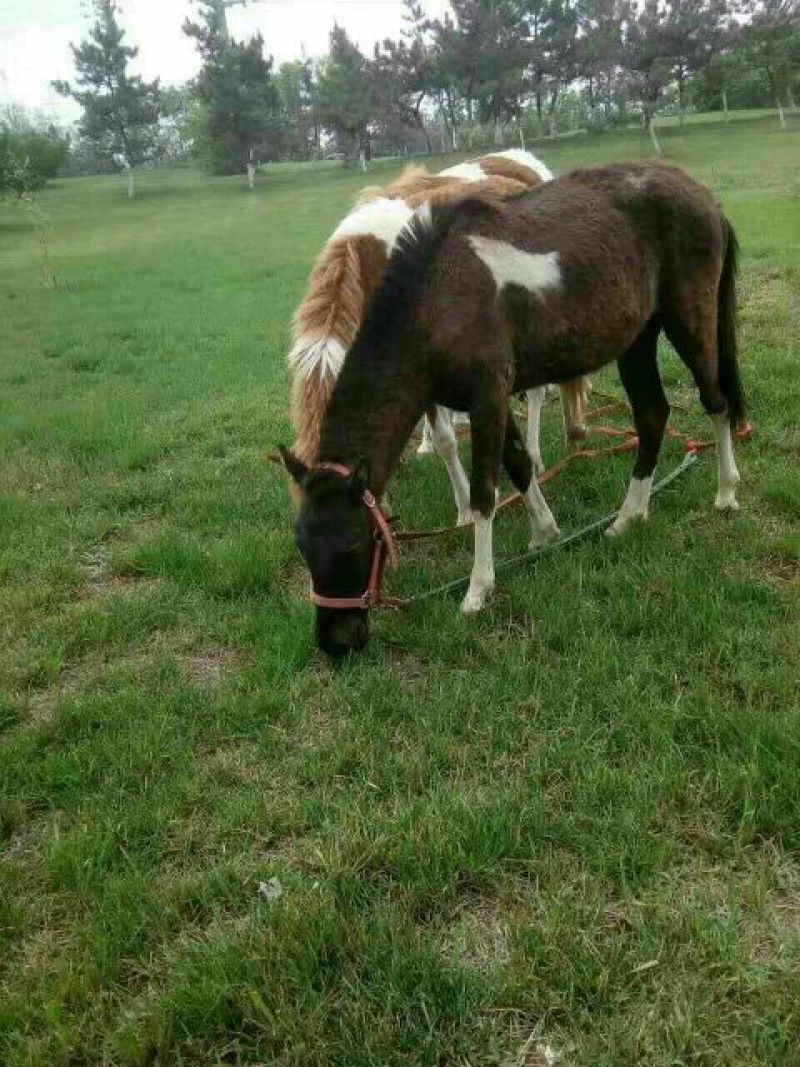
[317,345,428,497]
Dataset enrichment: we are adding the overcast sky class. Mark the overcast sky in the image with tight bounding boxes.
[0,0,452,124]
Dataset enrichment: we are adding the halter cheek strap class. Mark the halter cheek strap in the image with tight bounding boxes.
[309,463,399,611]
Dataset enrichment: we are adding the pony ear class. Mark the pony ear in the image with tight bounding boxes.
[350,456,371,492]
[278,445,309,485]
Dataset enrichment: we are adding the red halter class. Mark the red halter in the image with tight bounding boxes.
[309,463,399,610]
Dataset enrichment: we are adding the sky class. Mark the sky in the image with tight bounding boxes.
[0,0,452,125]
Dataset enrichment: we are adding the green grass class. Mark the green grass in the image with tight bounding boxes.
[1,110,799,1065]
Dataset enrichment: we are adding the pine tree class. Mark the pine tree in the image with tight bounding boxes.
[316,26,375,169]
[184,1,280,179]
[53,0,160,198]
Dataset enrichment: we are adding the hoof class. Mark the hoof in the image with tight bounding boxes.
[530,454,545,476]
[606,511,648,538]
[456,510,472,528]
[416,440,436,455]
[715,492,740,512]
[461,584,492,614]
[529,522,561,549]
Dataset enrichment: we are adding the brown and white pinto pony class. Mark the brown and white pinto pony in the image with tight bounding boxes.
[281,162,745,657]
[287,149,588,522]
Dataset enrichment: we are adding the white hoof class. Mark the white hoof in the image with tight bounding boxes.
[529,521,561,549]
[715,490,740,512]
[416,439,436,455]
[530,453,545,476]
[461,584,492,614]
[606,511,648,538]
[457,509,472,528]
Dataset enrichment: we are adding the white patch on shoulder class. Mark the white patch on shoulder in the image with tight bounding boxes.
[438,161,487,183]
[331,197,413,251]
[627,173,647,191]
[287,334,347,380]
[489,148,554,182]
[467,236,561,295]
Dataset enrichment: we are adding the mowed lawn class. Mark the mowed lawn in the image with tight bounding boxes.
[1,113,799,1065]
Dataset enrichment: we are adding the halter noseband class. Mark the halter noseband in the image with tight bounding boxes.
[309,462,399,611]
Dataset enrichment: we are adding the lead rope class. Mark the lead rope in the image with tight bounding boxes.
[394,450,699,608]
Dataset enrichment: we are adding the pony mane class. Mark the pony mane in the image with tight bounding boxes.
[355,198,505,355]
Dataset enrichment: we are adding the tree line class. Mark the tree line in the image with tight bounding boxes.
[2,0,799,197]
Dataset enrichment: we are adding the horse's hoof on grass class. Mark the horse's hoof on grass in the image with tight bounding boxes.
[715,492,740,512]
[529,523,560,549]
[416,440,436,455]
[461,586,492,614]
[456,510,472,528]
[606,512,647,538]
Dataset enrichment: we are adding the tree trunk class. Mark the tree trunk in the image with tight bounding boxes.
[587,75,594,112]
[677,72,686,126]
[787,87,797,110]
[247,162,256,189]
[519,124,525,150]
[722,88,730,121]
[767,67,787,129]
[646,111,662,155]
[494,115,503,145]
[127,168,135,199]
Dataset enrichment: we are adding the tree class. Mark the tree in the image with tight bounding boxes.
[184,0,281,179]
[0,107,69,194]
[276,58,320,160]
[316,26,376,169]
[373,3,435,153]
[619,0,673,151]
[53,0,160,198]
[741,0,800,128]
[576,0,623,123]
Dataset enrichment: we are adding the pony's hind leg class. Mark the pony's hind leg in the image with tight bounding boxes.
[525,388,546,474]
[504,412,561,547]
[663,268,743,512]
[428,405,472,526]
[461,375,508,614]
[607,319,669,537]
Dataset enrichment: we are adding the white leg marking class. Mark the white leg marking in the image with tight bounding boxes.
[416,414,436,454]
[523,476,560,548]
[467,236,561,295]
[430,407,471,525]
[606,475,654,537]
[713,412,741,511]
[526,388,545,474]
[462,507,496,614]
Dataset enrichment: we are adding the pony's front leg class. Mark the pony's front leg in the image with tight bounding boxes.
[504,413,560,547]
[461,379,507,615]
[428,406,471,526]
[525,388,546,474]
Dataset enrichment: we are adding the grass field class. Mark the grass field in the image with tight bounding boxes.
[1,111,799,1065]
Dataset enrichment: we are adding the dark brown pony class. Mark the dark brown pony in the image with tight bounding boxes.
[282,162,745,656]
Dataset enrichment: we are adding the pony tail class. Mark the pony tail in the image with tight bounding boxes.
[717,217,745,428]
[288,239,365,464]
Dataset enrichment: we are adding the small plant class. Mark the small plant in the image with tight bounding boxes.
[4,155,60,290]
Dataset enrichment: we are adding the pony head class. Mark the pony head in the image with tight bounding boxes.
[280,447,375,657]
